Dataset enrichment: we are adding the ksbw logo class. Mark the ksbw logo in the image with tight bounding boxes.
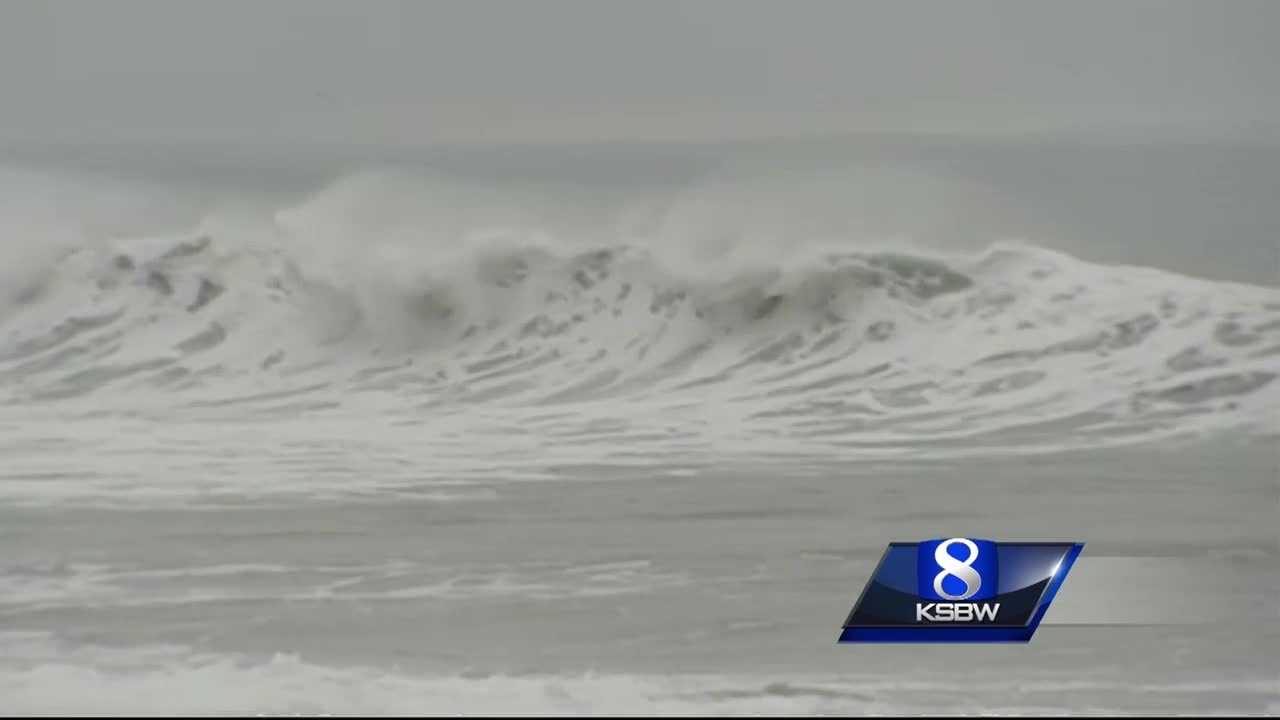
[840,538,1082,643]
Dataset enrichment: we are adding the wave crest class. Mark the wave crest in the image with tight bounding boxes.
[2,221,1276,458]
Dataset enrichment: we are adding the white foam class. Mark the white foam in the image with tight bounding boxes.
[1,165,1278,506]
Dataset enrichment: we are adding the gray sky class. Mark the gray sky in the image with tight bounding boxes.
[2,0,1279,146]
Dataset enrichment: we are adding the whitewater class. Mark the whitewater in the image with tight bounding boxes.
[1,157,1277,714]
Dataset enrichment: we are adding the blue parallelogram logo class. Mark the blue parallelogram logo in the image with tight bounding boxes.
[839,538,1084,643]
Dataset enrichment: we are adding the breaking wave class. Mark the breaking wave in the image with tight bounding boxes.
[1,167,1277,473]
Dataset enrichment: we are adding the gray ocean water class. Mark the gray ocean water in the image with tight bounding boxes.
[1,138,1277,714]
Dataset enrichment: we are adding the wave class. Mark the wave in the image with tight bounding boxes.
[2,234,1276,449]
[0,167,1277,463]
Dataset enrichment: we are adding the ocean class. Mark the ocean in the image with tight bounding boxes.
[1,138,1277,714]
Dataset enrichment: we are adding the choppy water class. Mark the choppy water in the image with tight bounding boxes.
[3,442,1277,714]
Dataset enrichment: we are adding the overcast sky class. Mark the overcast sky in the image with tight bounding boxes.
[2,0,1278,146]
